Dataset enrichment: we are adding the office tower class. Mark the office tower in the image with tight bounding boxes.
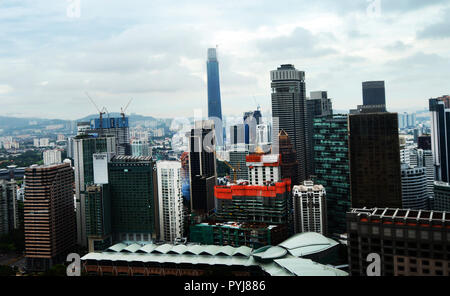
[401,164,429,210]
[398,113,408,129]
[24,163,76,272]
[349,112,402,208]
[271,64,309,182]
[347,208,450,276]
[229,124,245,146]
[243,109,262,148]
[156,161,184,242]
[229,146,249,181]
[417,149,435,202]
[418,135,432,150]
[306,91,333,175]
[292,181,327,235]
[429,98,450,182]
[43,149,62,166]
[215,179,291,227]
[279,130,299,186]
[435,95,450,108]
[87,116,131,155]
[73,135,116,247]
[433,181,450,211]
[256,124,270,146]
[362,81,386,111]
[207,48,224,146]
[85,184,112,252]
[246,153,281,186]
[313,115,351,236]
[131,139,150,157]
[187,120,217,216]
[108,156,157,242]
[0,179,18,235]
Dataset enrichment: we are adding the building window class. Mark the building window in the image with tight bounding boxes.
[408,230,416,239]
[395,229,404,238]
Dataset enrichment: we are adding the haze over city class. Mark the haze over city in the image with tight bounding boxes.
[0,0,449,119]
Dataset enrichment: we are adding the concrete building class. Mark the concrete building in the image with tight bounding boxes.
[292,181,327,235]
[24,163,76,272]
[131,139,150,157]
[433,181,450,212]
[246,153,281,186]
[228,145,249,181]
[362,81,386,111]
[347,208,450,276]
[401,164,429,210]
[156,161,184,243]
[43,149,62,166]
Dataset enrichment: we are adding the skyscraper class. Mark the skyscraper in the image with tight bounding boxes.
[24,163,76,272]
[187,120,217,216]
[87,116,131,156]
[292,181,327,235]
[279,130,299,186]
[362,81,386,111]
[108,155,157,242]
[429,98,450,182]
[348,112,402,208]
[207,48,224,146]
[306,91,333,175]
[73,134,116,247]
[156,161,184,242]
[313,114,351,236]
[401,164,429,210]
[271,64,309,182]
[0,179,18,235]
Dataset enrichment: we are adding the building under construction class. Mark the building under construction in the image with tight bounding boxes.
[214,179,291,227]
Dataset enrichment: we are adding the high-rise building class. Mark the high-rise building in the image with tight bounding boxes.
[243,109,262,149]
[108,156,157,242]
[271,64,309,182]
[229,124,245,146]
[87,116,131,155]
[131,139,150,157]
[313,115,351,236]
[278,130,299,186]
[417,149,435,202]
[246,153,281,186]
[401,164,429,210]
[292,181,327,235]
[187,120,217,216]
[207,48,224,146]
[215,179,291,227]
[433,181,450,211]
[362,81,386,111]
[0,179,18,235]
[43,149,62,166]
[429,98,450,182]
[349,112,402,208]
[347,208,450,276]
[156,161,184,243]
[85,184,112,252]
[73,135,116,247]
[229,145,249,181]
[418,135,432,150]
[306,91,333,175]
[24,163,76,272]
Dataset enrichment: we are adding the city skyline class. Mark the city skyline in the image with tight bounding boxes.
[1,1,450,119]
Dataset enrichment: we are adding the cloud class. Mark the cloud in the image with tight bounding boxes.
[417,8,450,39]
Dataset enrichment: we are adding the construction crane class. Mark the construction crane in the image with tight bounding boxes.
[121,98,133,119]
[222,160,241,184]
[85,92,109,129]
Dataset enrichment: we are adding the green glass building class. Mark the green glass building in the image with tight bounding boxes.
[313,115,350,236]
[85,184,112,252]
[108,156,157,242]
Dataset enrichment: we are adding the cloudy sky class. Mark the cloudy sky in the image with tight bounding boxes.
[0,0,449,120]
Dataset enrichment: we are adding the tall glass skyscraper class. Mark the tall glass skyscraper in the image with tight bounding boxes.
[207,48,224,146]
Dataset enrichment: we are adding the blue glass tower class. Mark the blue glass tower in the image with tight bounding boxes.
[207,48,224,146]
